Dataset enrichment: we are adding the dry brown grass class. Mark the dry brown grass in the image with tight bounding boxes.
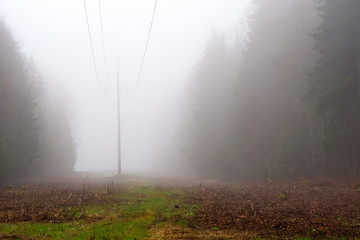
[151,225,255,240]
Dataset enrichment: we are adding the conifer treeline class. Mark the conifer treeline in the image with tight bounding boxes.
[0,19,76,182]
[181,0,360,180]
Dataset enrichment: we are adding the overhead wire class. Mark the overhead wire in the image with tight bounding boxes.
[98,0,107,68]
[83,0,103,95]
[131,0,158,96]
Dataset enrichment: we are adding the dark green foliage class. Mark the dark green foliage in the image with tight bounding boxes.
[0,19,76,182]
[0,139,9,178]
[33,89,77,177]
[182,0,360,181]
[183,30,238,179]
[233,0,319,180]
[309,0,360,177]
[0,19,39,180]
[182,0,320,181]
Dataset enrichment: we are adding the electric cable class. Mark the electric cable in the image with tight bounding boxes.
[99,0,107,68]
[83,0,103,95]
[131,0,158,96]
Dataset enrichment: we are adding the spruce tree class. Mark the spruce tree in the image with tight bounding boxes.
[310,0,360,177]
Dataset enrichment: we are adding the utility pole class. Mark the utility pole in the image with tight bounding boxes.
[107,71,125,176]
[116,72,121,176]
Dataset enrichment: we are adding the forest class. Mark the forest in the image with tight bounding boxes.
[0,19,76,182]
[2,1,360,239]
[179,0,360,181]
[1,0,360,182]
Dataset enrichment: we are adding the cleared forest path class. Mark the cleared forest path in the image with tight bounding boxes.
[0,176,359,239]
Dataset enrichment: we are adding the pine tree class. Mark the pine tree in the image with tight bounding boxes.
[310,0,360,177]
[0,18,76,182]
[183,30,237,179]
[0,19,39,180]
[225,0,318,180]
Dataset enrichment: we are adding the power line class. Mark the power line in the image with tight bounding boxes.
[83,0,103,95]
[98,0,107,68]
[132,0,158,96]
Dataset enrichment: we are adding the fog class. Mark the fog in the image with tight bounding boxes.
[0,0,252,174]
[2,0,360,182]
[2,2,360,239]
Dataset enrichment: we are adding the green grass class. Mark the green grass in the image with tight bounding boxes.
[0,184,196,239]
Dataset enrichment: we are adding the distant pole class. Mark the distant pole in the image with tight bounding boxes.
[107,69,126,176]
[116,72,121,176]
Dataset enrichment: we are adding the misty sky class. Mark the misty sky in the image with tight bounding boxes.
[0,0,252,173]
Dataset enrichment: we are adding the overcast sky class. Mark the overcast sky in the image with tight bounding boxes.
[0,0,252,173]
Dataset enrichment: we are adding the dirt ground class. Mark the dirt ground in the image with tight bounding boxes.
[188,179,360,239]
[1,178,360,239]
[0,181,119,223]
